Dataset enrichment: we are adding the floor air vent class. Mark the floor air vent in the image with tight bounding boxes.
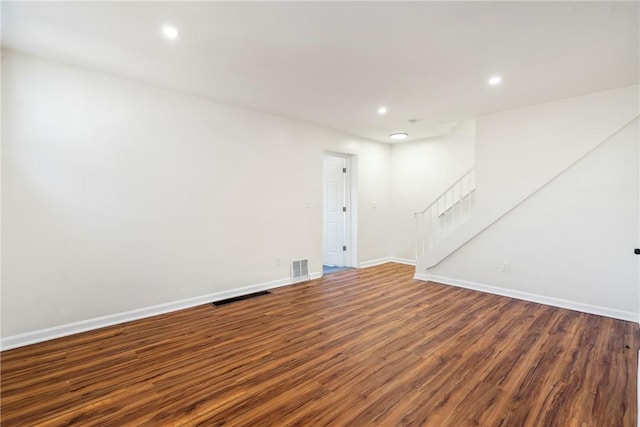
[291,259,309,283]
[211,290,271,307]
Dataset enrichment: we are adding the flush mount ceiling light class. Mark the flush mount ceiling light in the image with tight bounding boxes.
[162,26,179,40]
[488,75,502,86]
[390,133,408,140]
[377,107,387,114]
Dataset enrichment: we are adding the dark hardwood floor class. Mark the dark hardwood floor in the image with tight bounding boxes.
[1,262,638,426]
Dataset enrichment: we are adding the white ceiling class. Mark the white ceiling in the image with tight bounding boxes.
[2,1,638,143]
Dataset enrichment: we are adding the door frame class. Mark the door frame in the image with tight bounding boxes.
[323,151,358,269]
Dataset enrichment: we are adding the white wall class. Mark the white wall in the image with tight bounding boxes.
[3,49,638,343]
[389,121,475,261]
[475,85,639,220]
[426,86,640,317]
[1,50,391,337]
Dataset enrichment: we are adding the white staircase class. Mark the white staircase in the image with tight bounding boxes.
[415,168,476,259]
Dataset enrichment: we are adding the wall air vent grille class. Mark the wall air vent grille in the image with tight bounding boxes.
[291,259,309,283]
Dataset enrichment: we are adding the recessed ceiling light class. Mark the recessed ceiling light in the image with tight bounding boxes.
[390,133,408,140]
[162,26,179,40]
[488,76,502,86]
[378,107,387,114]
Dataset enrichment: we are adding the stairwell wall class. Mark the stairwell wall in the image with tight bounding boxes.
[424,85,639,317]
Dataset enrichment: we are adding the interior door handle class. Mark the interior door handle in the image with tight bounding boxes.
[635,248,640,255]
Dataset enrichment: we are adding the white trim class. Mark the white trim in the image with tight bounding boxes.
[359,257,392,268]
[1,272,321,351]
[389,257,415,266]
[414,273,638,322]
[359,257,415,268]
[348,156,359,268]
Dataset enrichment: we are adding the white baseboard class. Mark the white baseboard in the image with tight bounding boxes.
[1,272,321,351]
[359,257,415,268]
[359,257,392,268]
[389,257,415,266]
[414,273,637,323]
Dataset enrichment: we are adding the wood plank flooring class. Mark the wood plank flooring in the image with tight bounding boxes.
[1,262,638,426]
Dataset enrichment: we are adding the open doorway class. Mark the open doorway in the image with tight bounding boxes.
[322,152,357,275]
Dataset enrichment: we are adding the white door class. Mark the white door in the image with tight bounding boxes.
[323,155,347,267]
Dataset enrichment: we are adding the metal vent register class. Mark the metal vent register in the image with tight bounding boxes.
[291,259,309,283]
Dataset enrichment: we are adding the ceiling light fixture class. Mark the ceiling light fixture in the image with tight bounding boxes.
[488,75,502,86]
[378,107,387,114]
[162,26,179,40]
[390,133,408,140]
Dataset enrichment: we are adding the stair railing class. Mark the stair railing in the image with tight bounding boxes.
[415,168,476,258]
